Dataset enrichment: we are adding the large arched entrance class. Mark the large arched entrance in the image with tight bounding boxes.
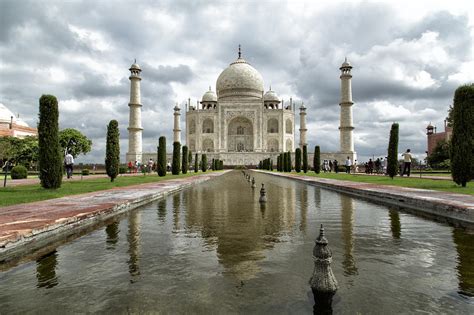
[227,117,253,152]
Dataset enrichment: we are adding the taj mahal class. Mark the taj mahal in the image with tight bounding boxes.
[126,47,356,166]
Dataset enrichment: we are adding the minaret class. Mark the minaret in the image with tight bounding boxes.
[299,102,307,150]
[339,58,354,153]
[126,60,143,163]
[173,103,181,143]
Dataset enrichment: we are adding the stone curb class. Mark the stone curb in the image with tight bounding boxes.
[256,171,474,228]
[0,171,229,261]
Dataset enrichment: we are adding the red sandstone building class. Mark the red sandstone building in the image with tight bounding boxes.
[0,104,37,138]
[426,120,452,155]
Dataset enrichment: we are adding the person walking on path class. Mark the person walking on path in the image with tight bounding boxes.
[401,149,412,177]
[333,160,339,173]
[345,156,352,174]
[64,152,74,179]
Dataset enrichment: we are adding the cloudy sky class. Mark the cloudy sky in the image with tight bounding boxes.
[1,0,473,163]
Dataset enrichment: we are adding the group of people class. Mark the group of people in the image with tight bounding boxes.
[322,157,357,174]
[127,159,162,173]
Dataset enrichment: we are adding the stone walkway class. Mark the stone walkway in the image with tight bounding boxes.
[0,171,228,261]
[257,171,474,228]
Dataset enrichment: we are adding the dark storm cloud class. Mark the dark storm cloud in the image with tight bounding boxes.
[0,0,472,163]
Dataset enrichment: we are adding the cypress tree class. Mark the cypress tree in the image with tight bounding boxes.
[277,155,281,171]
[287,151,292,172]
[182,145,188,174]
[284,153,289,172]
[451,84,474,187]
[219,160,224,170]
[158,136,166,177]
[194,153,199,173]
[259,161,262,169]
[188,150,193,168]
[302,145,308,173]
[270,159,273,171]
[172,142,181,175]
[295,148,302,173]
[211,158,215,171]
[38,94,62,188]
[314,146,321,174]
[387,123,399,179]
[201,154,207,172]
[105,119,120,182]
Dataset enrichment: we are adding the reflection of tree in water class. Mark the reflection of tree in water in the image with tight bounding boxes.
[388,209,401,239]
[105,221,119,249]
[157,198,167,223]
[299,186,308,233]
[182,172,296,280]
[36,250,59,289]
[452,228,474,297]
[172,193,181,231]
[127,210,141,278]
[340,194,358,276]
[314,187,321,210]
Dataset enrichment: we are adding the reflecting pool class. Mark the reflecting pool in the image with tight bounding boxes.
[1,171,473,313]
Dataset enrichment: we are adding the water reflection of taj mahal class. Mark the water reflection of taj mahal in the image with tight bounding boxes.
[126,47,357,166]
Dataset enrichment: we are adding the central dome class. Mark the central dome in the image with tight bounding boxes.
[216,57,264,99]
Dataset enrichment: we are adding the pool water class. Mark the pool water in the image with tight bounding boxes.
[0,171,473,314]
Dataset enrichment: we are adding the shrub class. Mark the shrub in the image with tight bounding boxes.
[451,84,474,187]
[182,145,188,174]
[295,148,302,172]
[81,169,90,176]
[158,136,166,177]
[314,146,320,174]
[11,165,27,179]
[119,166,127,174]
[38,94,62,189]
[105,120,120,182]
[387,123,399,179]
[201,154,207,172]
[172,141,181,175]
[302,145,308,173]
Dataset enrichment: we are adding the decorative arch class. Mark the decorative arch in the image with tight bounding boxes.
[286,139,293,151]
[267,118,279,133]
[285,119,292,134]
[267,138,279,152]
[202,118,214,133]
[189,119,196,134]
[202,138,214,152]
[227,116,253,152]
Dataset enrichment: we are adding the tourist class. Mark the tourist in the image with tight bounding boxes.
[167,161,171,172]
[383,157,388,175]
[64,151,74,179]
[374,158,381,174]
[368,158,374,174]
[329,160,333,172]
[353,160,359,173]
[345,156,352,174]
[128,161,133,173]
[148,158,153,173]
[333,160,339,173]
[401,149,412,177]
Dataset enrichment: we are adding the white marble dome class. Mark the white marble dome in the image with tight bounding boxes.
[202,88,217,102]
[263,89,279,102]
[216,57,264,99]
[0,103,29,127]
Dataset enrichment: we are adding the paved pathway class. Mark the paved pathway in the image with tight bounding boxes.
[257,171,474,227]
[0,171,228,260]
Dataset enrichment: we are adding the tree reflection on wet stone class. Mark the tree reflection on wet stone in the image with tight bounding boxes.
[36,250,58,289]
[340,195,358,276]
[453,228,474,297]
[389,209,401,240]
[105,221,119,249]
[157,198,167,223]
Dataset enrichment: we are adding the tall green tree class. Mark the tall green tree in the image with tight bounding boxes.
[314,146,321,174]
[38,95,62,188]
[427,140,450,168]
[157,136,166,177]
[287,151,292,172]
[182,145,188,174]
[450,84,474,187]
[59,128,92,157]
[172,142,181,175]
[194,153,199,173]
[105,120,120,182]
[302,145,308,173]
[188,150,193,168]
[295,148,302,172]
[201,154,207,172]
[387,123,399,179]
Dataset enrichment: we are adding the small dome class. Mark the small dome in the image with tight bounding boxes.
[341,57,352,68]
[216,57,264,99]
[263,88,279,102]
[130,62,141,71]
[426,122,434,129]
[202,87,217,102]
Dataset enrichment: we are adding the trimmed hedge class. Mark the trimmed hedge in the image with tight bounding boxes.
[105,120,120,182]
[302,145,308,173]
[314,146,320,174]
[172,141,181,175]
[295,148,302,173]
[81,169,90,176]
[11,165,27,179]
[182,145,188,174]
[387,123,399,179]
[158,136,166,177]
[201,154,207,172]
[194,153,199,173]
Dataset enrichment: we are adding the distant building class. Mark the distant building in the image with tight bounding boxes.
[426,120,452,155]
[0,103,37,138]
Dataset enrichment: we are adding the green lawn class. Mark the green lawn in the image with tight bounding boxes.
[0,172,212,207]
[284,172,473,195]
